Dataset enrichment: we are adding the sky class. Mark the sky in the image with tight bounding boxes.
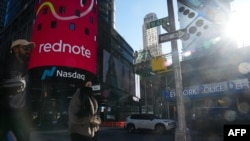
[115,0,173,54]
[115,0,250,55]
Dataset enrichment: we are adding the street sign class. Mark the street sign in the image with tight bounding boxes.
[146,17,169,29]
[162,22,170,32]
[92,84,100,91]
[159,29,188,43]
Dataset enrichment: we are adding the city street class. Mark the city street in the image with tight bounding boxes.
[30,127,224,141]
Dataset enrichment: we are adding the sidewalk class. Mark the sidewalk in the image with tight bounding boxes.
[30,126,223,141]
[31,126,122,133]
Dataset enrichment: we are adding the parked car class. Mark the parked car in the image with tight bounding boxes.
[124,114,176,134]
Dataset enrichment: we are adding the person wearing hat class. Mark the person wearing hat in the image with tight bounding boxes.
[10,39,35,64]
[0,39,35,141]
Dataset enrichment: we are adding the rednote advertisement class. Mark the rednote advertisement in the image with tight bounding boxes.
[29,0,98,75]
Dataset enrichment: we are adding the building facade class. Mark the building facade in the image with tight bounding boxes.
[0,0,35,65]
[0,0,135,128]
[181,47,250,131]
[142,13,162,57]
[135,1,250,127]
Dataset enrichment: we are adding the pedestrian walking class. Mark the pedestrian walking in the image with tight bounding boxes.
[0,39,35,141]
[68,80,101,141]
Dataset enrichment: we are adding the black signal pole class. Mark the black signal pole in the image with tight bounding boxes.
[166,0,190,141]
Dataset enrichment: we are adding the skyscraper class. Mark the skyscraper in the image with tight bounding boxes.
[142,13,162,57]
[98,0,115,28]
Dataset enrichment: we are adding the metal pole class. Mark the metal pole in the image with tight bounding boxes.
[145,80,148,113]
[167,0,190,141]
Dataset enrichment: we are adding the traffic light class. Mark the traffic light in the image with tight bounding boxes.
[151,57,167,72]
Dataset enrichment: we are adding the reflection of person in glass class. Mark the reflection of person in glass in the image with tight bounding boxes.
[105,55,119,103]
[106,55,118,87]
[0,39,35,141]
[121,65,129,91]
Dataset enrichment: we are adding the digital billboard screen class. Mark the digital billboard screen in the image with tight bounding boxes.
[29,0,98,75]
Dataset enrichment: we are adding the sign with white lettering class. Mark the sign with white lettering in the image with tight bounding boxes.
[92,84,100,91]
[146,17,169,29]
[29,0,98,75]
[159,29,187,43]
[228,129,246,136]
[224,125,250,141]
[164,78,250,99]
